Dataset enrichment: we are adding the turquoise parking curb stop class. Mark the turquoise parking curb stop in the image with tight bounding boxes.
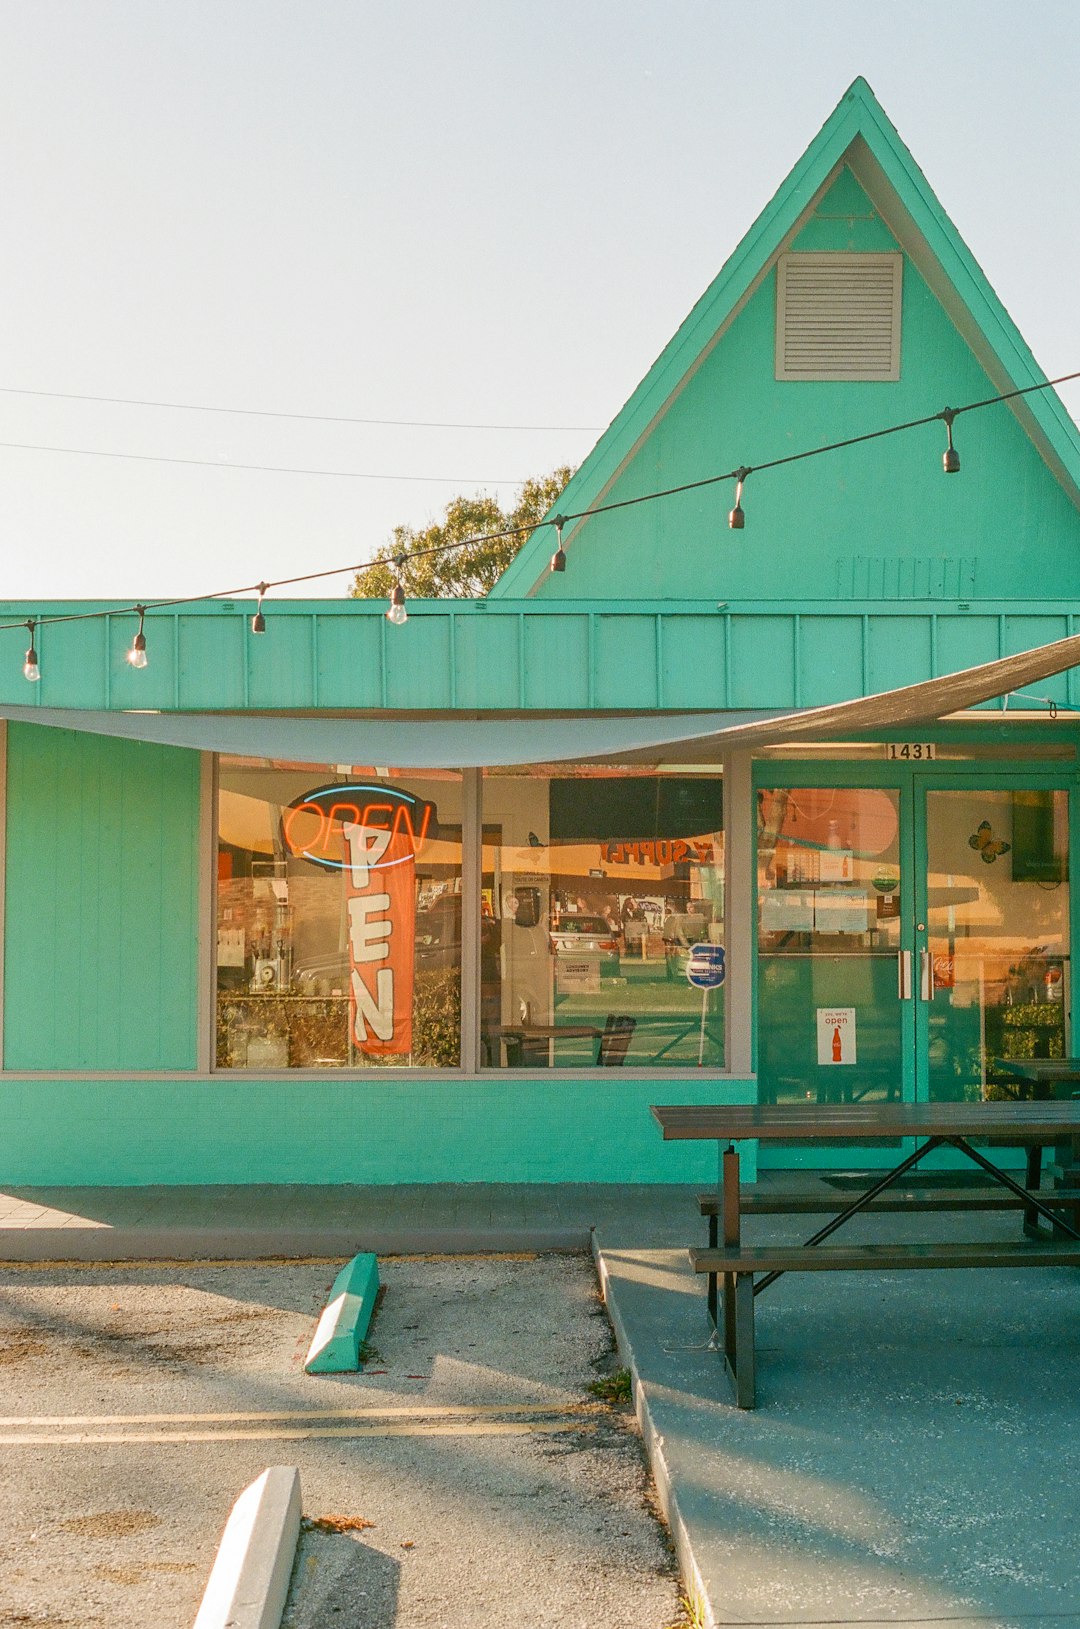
[304,1253,380,1374]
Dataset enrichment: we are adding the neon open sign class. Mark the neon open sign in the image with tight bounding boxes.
[281,783,437,872]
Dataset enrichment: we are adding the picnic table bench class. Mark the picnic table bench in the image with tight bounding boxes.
[652,1101,1080,1409]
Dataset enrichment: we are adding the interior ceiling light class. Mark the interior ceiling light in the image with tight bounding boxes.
[23,620,40,682]
[127,605,148,668]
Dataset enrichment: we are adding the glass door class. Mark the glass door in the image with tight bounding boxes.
[916,781,1071,1102]
[757,783,915,1112]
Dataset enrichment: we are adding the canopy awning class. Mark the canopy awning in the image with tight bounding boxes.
[0,705,780,767]
[606,628,1080,763]
[1,625,1078,766]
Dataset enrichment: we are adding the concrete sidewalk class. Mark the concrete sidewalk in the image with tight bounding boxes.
[0,1181,699,1259]
[595,1210,1080,1629]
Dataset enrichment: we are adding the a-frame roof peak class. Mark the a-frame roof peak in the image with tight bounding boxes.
[492,78,1080,597]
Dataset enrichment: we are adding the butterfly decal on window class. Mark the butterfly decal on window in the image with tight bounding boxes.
[968,821,1010,864]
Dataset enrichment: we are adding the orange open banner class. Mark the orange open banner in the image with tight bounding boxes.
[343,821,417,1058]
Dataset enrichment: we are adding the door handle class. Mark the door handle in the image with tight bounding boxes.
[919,949,935,1001]
[897,949,912,1000]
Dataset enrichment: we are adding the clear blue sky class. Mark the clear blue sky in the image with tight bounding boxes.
[1,0,1077,601]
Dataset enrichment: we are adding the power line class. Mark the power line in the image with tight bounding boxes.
[0,384,603,435]
[3,368,1078,647]
[0,437,525,485]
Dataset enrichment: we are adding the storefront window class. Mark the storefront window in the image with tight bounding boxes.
[216,759,462,1069]
[480,768,725,1068]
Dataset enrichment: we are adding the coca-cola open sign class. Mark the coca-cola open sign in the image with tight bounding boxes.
[281,783,437,1057]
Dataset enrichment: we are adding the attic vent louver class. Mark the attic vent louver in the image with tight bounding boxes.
[776,252,902,381]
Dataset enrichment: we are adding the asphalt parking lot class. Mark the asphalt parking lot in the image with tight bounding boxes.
[0,1253,682,1629]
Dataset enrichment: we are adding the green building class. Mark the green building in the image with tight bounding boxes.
[2,79,1079,1185]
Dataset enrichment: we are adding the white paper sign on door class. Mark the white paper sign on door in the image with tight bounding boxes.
[816,1007,857,1065]
[819,848,854,882]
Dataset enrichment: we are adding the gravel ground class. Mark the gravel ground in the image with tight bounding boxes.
[0,1253,682,1629]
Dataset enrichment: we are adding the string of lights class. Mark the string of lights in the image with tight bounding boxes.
[5,367,1079,682]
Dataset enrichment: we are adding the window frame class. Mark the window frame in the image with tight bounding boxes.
[208,754,737,1078]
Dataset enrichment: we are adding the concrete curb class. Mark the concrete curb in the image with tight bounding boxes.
[193,1465,302,1629]
[0,1225,591,1262]
[305,1251,380,1373]
[592,1232,715,1629]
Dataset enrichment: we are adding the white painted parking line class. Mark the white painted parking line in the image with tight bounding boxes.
[0,1420,595,1446]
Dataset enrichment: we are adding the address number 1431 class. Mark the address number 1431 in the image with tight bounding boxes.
[885,742,937,760]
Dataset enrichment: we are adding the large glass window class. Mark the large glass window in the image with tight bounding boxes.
[480,768,725,1068]
[216,759,462,1069]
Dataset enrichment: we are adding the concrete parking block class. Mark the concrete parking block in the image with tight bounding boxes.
[193,1466,302,1629]
[304,1251,380,1373]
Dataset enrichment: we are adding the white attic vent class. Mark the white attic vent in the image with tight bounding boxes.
[776,252,902,381]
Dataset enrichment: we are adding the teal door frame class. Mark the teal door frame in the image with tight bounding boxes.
[912,768,1077,1113]
[752,755,1079,1167]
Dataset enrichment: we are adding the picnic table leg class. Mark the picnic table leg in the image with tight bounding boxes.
[721,1145,741,1375]
[733,1271,756,1409]
[1023,1143,1042,1238]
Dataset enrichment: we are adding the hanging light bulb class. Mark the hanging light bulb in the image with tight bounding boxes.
[728,467,750,530]
[549,515,567,573]
[386,558,408,625]
[251,583,268,634]
[942,408,960,473]
[127,605,149,668]
[23,620,41,682]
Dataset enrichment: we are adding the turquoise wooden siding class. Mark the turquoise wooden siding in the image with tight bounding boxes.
[2,600,1079,715]
[520,232,1080,603]
[3,724,201,1070]
[0,1074,752,1184]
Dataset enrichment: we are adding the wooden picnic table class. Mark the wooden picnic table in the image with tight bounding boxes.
[652,1100,1080,1142]
[651,1100,1080,1407]
[994,1057,1080,1095]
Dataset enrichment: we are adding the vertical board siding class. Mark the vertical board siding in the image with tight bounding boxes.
[384,616,453,709]
[248,616,315,708]
[593,617,660,708]
[522,616,590,708]
[798,617,865,705]
[4,725,201,1071]
[0,603,1078,715]
[178,615,247,711]
[867,616,934,695]
[314,615,384,708]
[661,616,728,709]
[729,617,797,707]
[453,616,522,709]
[37,619,110,712]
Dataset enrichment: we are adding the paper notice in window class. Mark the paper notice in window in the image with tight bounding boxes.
[760,890,815,933]
[814,889,871,934]
[558,958,601,996]
[817,1007,856,1065]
